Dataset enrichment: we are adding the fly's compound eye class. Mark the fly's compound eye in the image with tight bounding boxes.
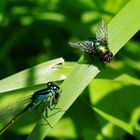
[103,52,113,63]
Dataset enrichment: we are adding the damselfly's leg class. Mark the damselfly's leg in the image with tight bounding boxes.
[48,95,62,111]
[46,95,65,118]
[34,100,53,128]
[39,113,53,128]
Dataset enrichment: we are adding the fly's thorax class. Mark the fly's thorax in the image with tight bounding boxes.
[95,41,109,56]
[95,40,113,63]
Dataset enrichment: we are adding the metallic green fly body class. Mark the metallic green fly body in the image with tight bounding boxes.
[69,20,113,63]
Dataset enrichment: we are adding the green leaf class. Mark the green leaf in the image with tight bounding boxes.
[0,58,65,93]
[93,107,133,135]
[0,58,76,114]
[0,58,77,132]
[89,74,140,137]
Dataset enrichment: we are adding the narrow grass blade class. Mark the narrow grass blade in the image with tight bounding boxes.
[0,58,65,93]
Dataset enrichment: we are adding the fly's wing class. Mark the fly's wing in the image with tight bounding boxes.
[96,20,108,43]
[69,40,95,53]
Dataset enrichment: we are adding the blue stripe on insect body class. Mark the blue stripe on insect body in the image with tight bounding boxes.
[0,82,62,134]
[24,82,62,112]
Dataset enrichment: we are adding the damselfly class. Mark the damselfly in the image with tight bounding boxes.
[0,82,62,134]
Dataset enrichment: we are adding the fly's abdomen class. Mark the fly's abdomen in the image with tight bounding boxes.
[96,45,109,56]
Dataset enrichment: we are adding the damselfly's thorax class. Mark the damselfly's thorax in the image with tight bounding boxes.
[30,82,61,103]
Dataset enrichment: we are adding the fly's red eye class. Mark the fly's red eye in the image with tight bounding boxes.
[103,54,108,61]
[103,52,113,63]
[108,52,113,57]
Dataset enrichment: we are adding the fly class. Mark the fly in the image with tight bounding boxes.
[69,20,113,64]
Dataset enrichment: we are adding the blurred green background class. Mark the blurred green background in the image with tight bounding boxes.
[0,0,140,140]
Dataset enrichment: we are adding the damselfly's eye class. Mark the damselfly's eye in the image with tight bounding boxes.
[47,82,53,86]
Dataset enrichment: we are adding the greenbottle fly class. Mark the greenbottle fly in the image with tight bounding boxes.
[69,20,113,63]
[0,82,62,134]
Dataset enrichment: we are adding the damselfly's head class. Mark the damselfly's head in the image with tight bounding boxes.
[47,82,53,87]
[47,82,62,94]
